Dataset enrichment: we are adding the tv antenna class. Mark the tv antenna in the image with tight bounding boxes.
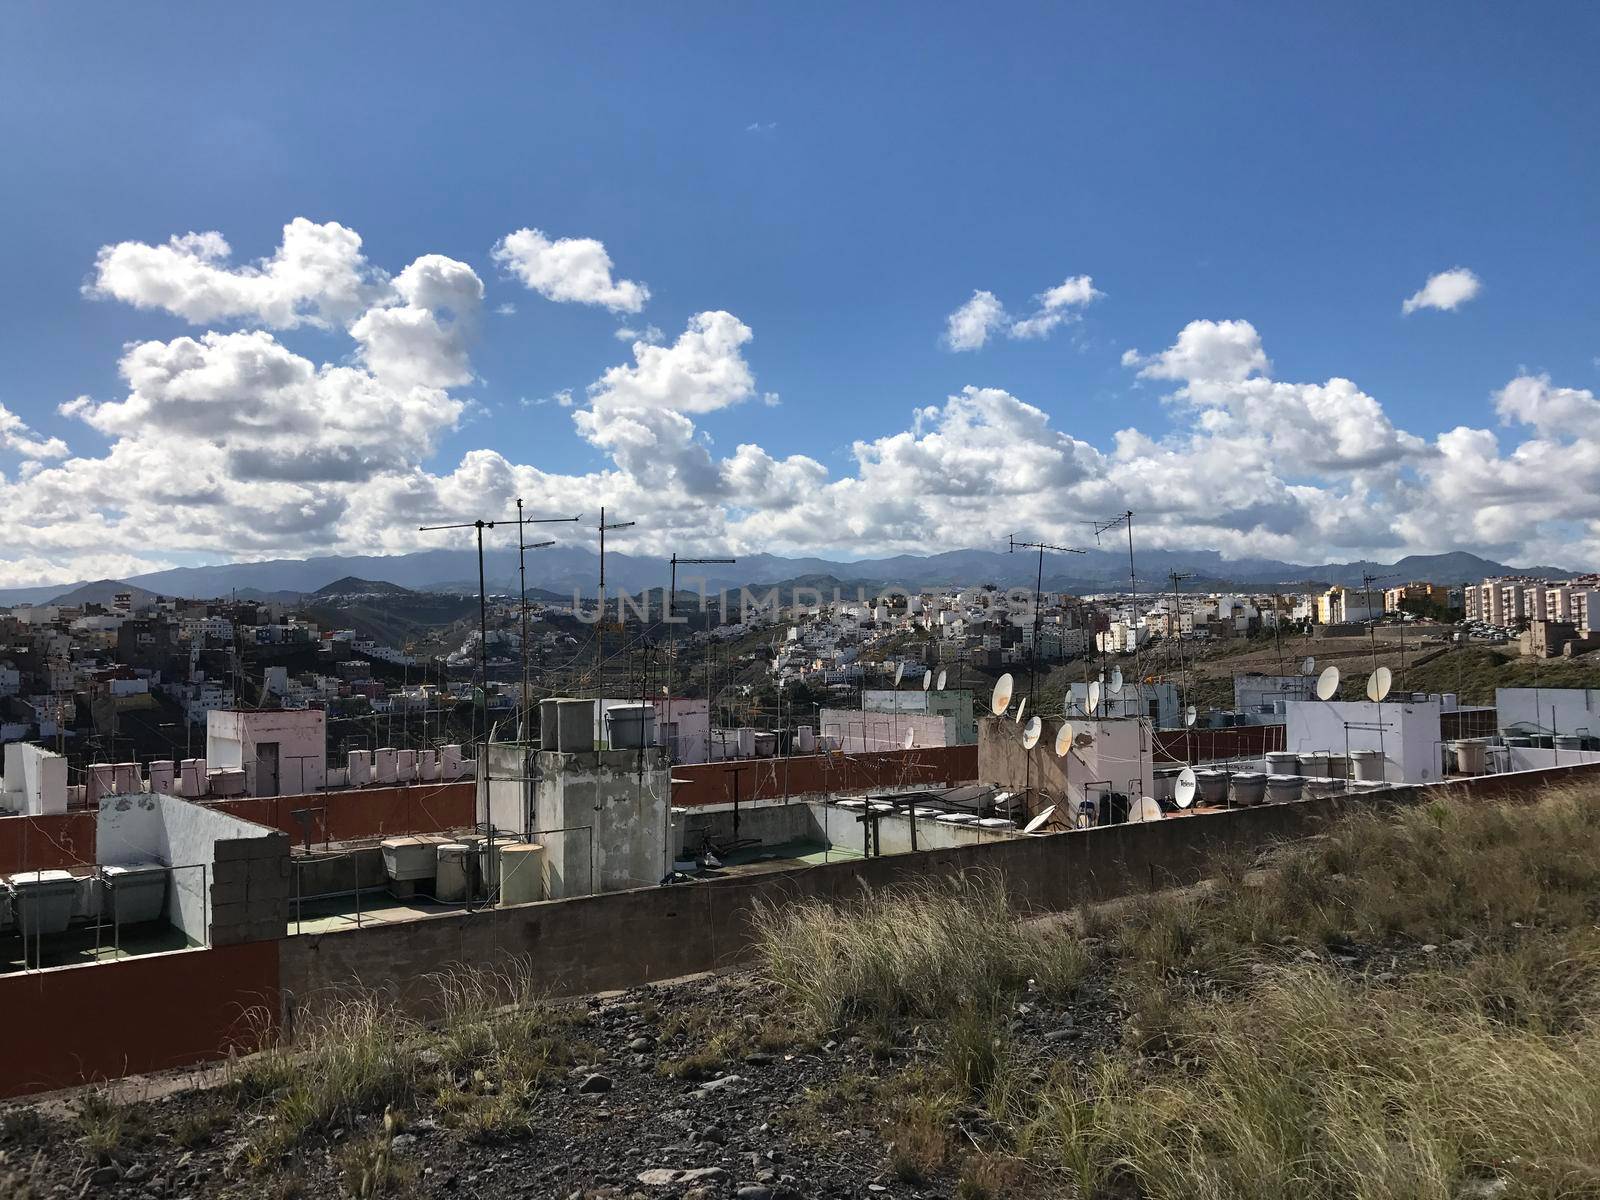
[666,552,735,762]
[594,507,636,696]
[1167,570,1194,686]
[1008,534,1087,714]
[1090,511,1142,705]
[505,500,581,736]
[417,514,502,733]
[1361,571,1397,674]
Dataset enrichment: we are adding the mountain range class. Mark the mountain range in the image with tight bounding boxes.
[2,547,1586,608]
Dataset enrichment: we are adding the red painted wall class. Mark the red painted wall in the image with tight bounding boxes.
[0,941,280,1097]
[0,782,477,873]
[670,745,978,808]
[1154,724,1286,764]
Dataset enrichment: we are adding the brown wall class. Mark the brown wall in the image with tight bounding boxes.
[1154,723,1287,763]
[0,941,280,1098]
[0,781,477,873]
[668,745,977,808]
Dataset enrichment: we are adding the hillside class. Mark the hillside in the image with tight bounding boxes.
[311,576,415,599]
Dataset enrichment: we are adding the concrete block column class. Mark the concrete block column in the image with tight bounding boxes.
[209,831,290,947]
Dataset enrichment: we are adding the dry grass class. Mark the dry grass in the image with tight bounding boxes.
[751,876,1094,1032]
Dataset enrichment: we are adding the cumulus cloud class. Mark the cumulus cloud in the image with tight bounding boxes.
[943,290,1008,351]
[945,276,1103,348]
[0,404,68,459]
[87,219,389,329]
[491,227,649,313]
[1402,267,1482,315]
[7,218,1599,583]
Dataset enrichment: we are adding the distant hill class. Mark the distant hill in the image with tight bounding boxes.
[2,546,1590,607]
[45,579,163,608]
[312,576,415,599]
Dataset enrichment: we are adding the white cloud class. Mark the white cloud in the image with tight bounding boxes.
[943,290,1008,351]
[947,276,1103,347]
[86,219,389,329]
[0,404,68,459]
[491,227,649,313]
[1402,267,1482,315]
[587,311,755,414]
[1124,318,1270,383]
[1493,373,1600,438]
[614,324,664,344]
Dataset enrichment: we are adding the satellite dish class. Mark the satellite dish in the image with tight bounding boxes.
[903,728,916,750]
[1054,722,1074,757]
[894,661,905,687]
[1184,705,1197,727]
[936,669,947,691]
[1087,680,1101,714]
[1015,696,1027,725]
[922,671,932,692]
[1022,805,1057,834]
[1174,767,1197,809]
[990,673,1014,716]
[1110,667,1124,692]
[1128,796,1164,823]
[1022,716,1042,749]
[1367,666,1393,703]
[1098,671,1106,684]
[1301,656,1316,675]
[1316,665,1340,701]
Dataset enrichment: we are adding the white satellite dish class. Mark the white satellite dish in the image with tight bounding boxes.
[1128,796,1164,823]
[1054,722,1074,757]
[1184,704,1197,727]
[1301,656,1316,675]
[903,728,916,750]
[990,673,1014,716]
[1316,665,1340,701]
[1367,666,1393,703]
[1174,767,1197,809]
[1022,805,1057,834]
[922,671,932,692]
[1087,680,1101,714]
[1098,671,1106,684]
[936,669,947,691]
[1015,696,1027,725]
[1022,716,1042,749]
[1110,667,1124,692]
[894,661,905,687]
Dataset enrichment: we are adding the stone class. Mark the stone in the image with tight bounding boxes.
[629,1037,654,1053]
[578,1074,615,1094]
[679,1168,729,1184]
[736,1188,774,1200]
[389,1134,419,1155]
[697,1074,742,1093]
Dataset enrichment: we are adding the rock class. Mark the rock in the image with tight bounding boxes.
[628,1037,654,1053]
[736,1187,774,1200]
[578,1074,615,1094]
[680,1168,729,1184]
[1297,949,1320,963]
[697,1074,743,1093]
[1421,944,1439,954]
[389,1134,419,1155]
[89,1166,120,1187]
[122,1164,149,1184]
[696,1125,728,1145]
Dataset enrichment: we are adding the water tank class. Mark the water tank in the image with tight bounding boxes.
[148,760,176,795]
[112,762,141,794]
[347,750,373,787]
[752,731,778,757]
[797,725,817,753]
[6,870,77,937]
[179,757,207,797]
[417,749,440,781]
[1265,751,1298,774]
[538,697,564,748]
[435,844,473,902]
[546,699,592,753]
[441,744,465,777]
[395,749,416,782]
[103,862,168,925]
[736,727,756,758]
[1195,770,1229,804]
[1296,752,1330,777]
[86,763,115,804]
[1350,749,1386,782]
[373,748,398,784]
[498,843,545,906]
[605,703,657,750]
[1442,693,1458,712]
[209,767,246,797]
[381,836,437,882]
[1324,754,1351,780]
[1454,739,1488,775]
[1555,735,1585,751]
[1265,775,1303,804]
[1229,772,1267,807]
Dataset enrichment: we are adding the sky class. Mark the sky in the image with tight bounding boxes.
[1,3,1598,586]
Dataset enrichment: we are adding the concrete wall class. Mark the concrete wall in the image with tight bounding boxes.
[813,802,1017,855]
[1497,687,1600,738]
[980,715,1154,816]
[534,748,670,899]
[95,793,289,945]
[206,709,327,796]
[1284,698,1443,784]
[818,708,953,751]
[2,744,68,816]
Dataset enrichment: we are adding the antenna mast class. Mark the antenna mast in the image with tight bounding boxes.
[1092,511,1141,696]
[595,508,636,698]
[1007,534,1086,709]
[667,552,735,763]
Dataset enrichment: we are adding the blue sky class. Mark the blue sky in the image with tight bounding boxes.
[1,4,1598,583]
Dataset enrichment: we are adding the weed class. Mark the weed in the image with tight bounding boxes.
[74,1089,127,1162]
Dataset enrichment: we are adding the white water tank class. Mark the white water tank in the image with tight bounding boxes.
[382,836,437,882]
[103,862,169,925]
[1229,772,1267,807]
[1350,749,1386,782]
[6,870,78,937]
[752,731,777,757]
[1296,752,1330,778]
[605,704,657,750]
[396,749,416,782]
[1195,770,1229,804]
[178,758,207,797]
[736,727,756,758]
[1453,740,1488,775]
[347,750,373,787]
[1442,693,1458,712]
[547,700,593,753]
[373,748,398,784]
[417,748,439,781]
[113,762,141,794]
[797,725,817,753]
[499,843,545,906]
[1265,775,1304,804]
[441,744,465,778]
[148,760,176,795]
[209,767,246,796]
[1265,751,1297,774]
[435,844,473,902]
[86,763,116,804]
